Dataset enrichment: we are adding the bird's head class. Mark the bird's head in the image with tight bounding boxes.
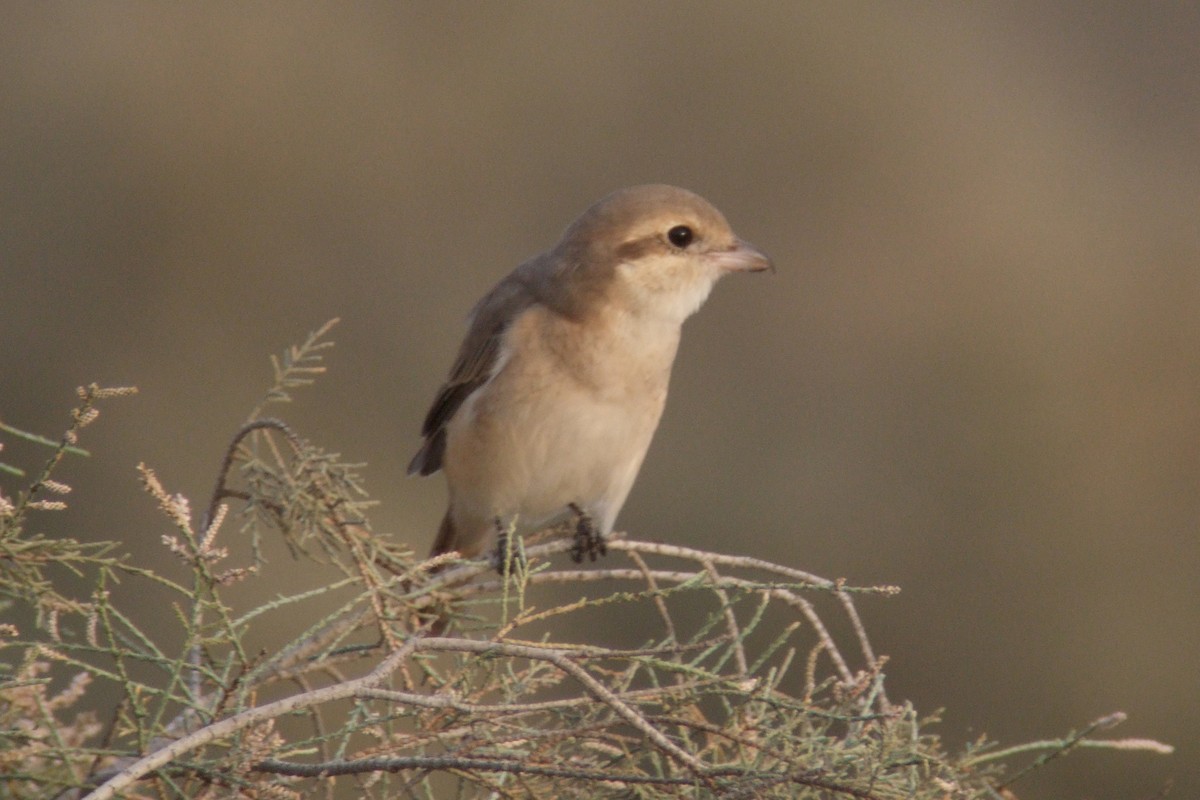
[552,185,772,324]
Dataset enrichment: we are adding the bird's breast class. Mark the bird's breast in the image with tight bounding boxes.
[443,304,677,524]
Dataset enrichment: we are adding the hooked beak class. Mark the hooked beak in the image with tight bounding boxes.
[708,238,774,274]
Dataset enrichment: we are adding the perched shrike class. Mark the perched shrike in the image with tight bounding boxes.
[409,185,771,567]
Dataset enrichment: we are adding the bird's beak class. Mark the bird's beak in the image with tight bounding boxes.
[709,238,774,274]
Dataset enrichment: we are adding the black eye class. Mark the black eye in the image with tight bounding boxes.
[667,225,694,248]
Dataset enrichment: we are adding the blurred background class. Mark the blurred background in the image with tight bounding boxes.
[2,3,1196,797]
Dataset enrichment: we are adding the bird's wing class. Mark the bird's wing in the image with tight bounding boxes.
[407,269,538,476]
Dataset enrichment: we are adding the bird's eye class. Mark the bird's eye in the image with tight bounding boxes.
[667,225,694,248]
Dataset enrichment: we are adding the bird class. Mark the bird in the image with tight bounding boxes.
[409,184,771,571]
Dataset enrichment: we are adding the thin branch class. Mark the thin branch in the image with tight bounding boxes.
[975,712,1172,788]
[81,639,420,800]
[201,418,304,533]
[253,756,888,799]
[701,558,748,675]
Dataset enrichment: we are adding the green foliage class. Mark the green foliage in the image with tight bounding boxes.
[0,322,1170,800]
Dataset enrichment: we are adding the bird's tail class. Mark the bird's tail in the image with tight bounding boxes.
[428,510,458,559]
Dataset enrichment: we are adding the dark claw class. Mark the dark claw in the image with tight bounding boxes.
[567,503,607,563]
[490,518,527,576]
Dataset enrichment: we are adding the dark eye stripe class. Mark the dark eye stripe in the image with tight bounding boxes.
[614,236,659,262]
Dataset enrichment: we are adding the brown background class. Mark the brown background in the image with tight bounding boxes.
[2,4,1196,798]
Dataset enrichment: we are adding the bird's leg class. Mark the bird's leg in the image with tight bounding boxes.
[568,503,607,563]
[490,516,526,576]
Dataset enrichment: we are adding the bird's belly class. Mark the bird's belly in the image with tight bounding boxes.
[444,375,663,530]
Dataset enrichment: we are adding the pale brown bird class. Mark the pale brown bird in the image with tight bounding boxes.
[409,184,771,568]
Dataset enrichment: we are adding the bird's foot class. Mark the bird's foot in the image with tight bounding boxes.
[490,517,527,576]
[568,503,607,563]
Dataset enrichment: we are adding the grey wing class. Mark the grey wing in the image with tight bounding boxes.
[407,274,536,476]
